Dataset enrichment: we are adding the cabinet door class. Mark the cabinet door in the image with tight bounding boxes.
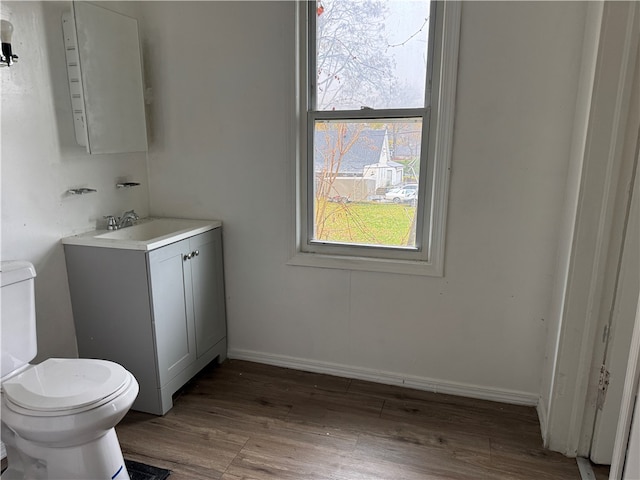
[190,229,227,357]
[148,239,196,386]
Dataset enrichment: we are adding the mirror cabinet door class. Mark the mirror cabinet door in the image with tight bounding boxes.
[71,2,147,154]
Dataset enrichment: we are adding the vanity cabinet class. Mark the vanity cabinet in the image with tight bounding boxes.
[64,227,226,415]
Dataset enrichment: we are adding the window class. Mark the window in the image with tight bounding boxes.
[291,0,460,276]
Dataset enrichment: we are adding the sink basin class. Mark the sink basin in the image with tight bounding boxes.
[62,218,221,251]
[95,219,207,242]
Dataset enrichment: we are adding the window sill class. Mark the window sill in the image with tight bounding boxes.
[287,251,443,277]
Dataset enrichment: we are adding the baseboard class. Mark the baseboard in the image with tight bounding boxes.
[228,349,538,406]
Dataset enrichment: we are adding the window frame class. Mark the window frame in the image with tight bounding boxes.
[289,0,461,276]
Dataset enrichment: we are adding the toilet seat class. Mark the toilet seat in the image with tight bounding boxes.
[2,358,132,416]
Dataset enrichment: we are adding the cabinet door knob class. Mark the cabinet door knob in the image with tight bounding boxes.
[193,250,199,257]
[183,253,192,261]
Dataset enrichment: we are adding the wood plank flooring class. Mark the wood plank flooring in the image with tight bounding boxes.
[116,360,596,480]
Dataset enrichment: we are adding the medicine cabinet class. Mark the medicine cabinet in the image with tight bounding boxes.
[62,2,147,154]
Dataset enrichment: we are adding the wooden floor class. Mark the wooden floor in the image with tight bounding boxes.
[116,360,604,480]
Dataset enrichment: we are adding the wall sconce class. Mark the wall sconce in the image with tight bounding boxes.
[1,19,18,67]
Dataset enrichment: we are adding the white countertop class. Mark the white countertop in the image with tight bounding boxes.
[61,217,222,251]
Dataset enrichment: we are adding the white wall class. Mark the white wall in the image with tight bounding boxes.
[0,0,589,404]
[138,1,587,400]
[0,1,149,362]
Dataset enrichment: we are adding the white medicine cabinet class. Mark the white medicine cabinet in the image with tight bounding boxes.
[62,2,147,154]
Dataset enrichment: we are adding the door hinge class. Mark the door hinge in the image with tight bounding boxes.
[596,364,610,410]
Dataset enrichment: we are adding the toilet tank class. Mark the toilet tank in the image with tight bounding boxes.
[1,261,37,379]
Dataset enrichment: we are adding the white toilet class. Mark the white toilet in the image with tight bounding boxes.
[0,261,139,480]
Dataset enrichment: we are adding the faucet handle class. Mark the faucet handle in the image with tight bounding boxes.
[103,215,118,230]
[122,209,139,220]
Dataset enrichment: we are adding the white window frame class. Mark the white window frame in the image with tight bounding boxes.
[289,0,461,276]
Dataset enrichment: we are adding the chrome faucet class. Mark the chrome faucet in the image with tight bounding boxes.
[103,210,139,230]
[117,210,139,229]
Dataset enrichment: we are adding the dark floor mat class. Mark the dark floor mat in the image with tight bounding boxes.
[124,459,171,480]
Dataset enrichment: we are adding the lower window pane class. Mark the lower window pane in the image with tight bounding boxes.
[312,119,422,249]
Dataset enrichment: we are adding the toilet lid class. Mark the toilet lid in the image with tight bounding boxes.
[2,358,131,412]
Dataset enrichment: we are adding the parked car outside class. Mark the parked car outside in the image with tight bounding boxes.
[385,188,417,204]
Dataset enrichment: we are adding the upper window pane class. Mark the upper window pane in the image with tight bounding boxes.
[314,0,431,111]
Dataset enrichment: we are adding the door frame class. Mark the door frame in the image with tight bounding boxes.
[541,0,640,458]
[589,124,640,462]
[610,291,640,478]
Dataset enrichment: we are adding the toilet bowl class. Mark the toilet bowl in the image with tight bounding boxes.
[0,261,139,480]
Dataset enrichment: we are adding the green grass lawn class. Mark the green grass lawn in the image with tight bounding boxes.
[315,200,417,247]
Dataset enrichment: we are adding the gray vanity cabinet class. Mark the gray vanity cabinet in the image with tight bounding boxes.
[64,227,227,415]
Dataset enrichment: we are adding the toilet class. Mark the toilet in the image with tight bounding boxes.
[0,261,139,480]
